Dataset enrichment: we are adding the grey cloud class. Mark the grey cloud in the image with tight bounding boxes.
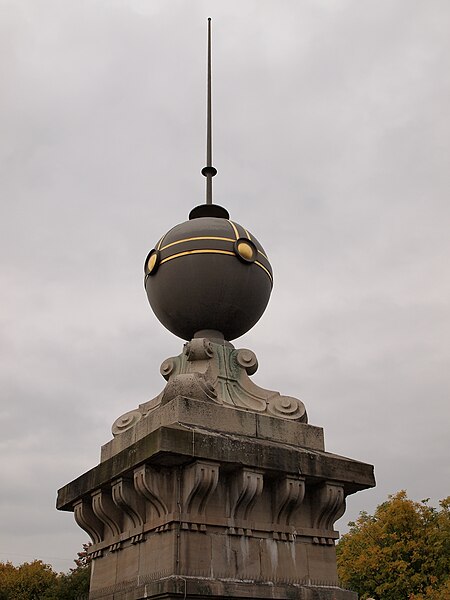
[0,0,449,573]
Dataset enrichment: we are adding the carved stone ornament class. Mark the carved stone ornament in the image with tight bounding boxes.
[311,482,346,531]
[182,460,219,519]
[230,468,264,522]
[113,339,307,436]
[273,475,306,526]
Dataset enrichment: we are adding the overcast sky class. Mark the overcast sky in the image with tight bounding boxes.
[1,0,449,574]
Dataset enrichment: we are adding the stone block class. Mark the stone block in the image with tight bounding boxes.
[138,529,175,579]
[305,543,340,584]
[89,550,118,595]
[179,530,213,577]
[211,532,237,579]
[256,414,324,450]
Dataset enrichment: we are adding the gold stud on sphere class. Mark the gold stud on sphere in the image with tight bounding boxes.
[235,239,257,263]
[145,250,160,275]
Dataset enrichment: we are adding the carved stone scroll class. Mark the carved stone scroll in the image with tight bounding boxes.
[91,489,122,538]
[312,482,346,531]
[230,469,263,521]
[112,409,142,436]
[112,477,145,529]
[182,460,219,517]
[184,338,214,361]
[274,475,305,526]
[113,341,308,435]
[73,498,104,544]
[134,464,168,519]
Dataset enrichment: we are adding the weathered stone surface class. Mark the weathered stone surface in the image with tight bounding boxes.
[57,333,375,600]
[102,397,325,461]
[109,340,308,445]
[57,395,374,599]
[88,575,358,600]
[58,420,374,511]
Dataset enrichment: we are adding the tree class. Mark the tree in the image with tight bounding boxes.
[56,567,90,600]
[0,560,59,599]
[55,542,91,600]
[336,491,450,600]
[73,542,92,570]
[0,542,91,600]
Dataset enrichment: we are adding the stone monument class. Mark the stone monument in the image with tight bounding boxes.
[57,20,375,600]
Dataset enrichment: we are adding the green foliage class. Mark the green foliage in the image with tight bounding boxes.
[56,565,91,600]
[337,491,450,600]
[56,544,91,600]
[0,560,59,599]
[0,543,91,600]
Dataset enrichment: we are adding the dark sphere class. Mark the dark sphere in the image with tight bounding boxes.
[144,213,273,341]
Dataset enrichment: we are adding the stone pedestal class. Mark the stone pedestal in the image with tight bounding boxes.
[57,339,375,599]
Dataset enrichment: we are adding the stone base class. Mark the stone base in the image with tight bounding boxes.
[57,340,373,600]
[85,525,342,596]
[57,398,373,600]
[88,576,357,600]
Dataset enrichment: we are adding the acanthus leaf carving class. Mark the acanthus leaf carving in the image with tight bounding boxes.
[274,475,305,526]
[110,341,308,436]
[73,498,104,544]
[230,469,263,521]
[182,460,219,518]
[161,373,218,406]
[133,464,168,520]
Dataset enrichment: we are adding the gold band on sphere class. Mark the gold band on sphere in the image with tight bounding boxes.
[160,235,235,251]
[153,247,273,283]
[160,249,235,265]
